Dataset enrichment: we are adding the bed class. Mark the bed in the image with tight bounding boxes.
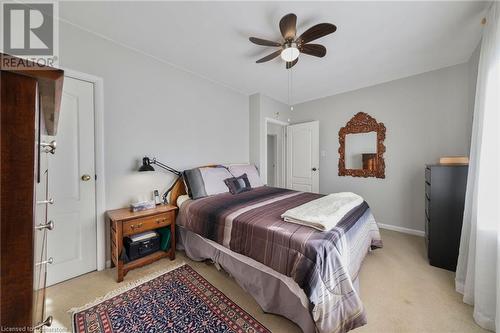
[170,174,382,333]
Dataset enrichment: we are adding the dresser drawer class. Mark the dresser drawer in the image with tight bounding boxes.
[425,181,431,199]
[424,214,430,255]
[123,212,173,236]
[425,197,430,219]
[33,161,49,327]
[32,229,48,327]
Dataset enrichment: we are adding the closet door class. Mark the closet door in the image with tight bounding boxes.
[46,76,97,285]
[286,121,320,193]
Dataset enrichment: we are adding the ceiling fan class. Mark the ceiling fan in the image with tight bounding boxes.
[249,13,337,69]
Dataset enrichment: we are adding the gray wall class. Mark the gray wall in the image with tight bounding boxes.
[467,44,481,145]
[291,61,478,232]
[59,21,249,210]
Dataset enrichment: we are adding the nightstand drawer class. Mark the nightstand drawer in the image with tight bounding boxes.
[123,212,173,236]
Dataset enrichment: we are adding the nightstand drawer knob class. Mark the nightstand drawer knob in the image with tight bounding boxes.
[131,223,143,230]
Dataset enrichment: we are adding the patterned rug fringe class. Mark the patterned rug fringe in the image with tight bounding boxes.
[68,261,187,316]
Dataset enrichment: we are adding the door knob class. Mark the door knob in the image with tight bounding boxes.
[81,174,92,181]
[312,167,317,171]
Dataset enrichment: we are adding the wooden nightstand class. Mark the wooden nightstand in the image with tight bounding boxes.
[107,204,178,282]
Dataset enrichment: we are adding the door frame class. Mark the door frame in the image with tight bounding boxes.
[266,133,278,187]
[61,68,106,272]
[264,117,288,187]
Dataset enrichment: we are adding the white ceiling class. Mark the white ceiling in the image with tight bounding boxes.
[59,1,489,104]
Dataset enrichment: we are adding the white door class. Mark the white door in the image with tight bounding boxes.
[286,121,319,193]
[47,76,96,285]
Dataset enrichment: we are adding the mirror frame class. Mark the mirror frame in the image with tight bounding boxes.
[338,112,386,178]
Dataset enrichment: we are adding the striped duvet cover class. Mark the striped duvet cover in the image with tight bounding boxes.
[176,186,382,333]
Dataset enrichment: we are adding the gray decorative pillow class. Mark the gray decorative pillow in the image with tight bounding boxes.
[224,173,252,194]
[183,166,233,199]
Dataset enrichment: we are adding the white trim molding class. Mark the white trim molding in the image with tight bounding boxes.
[62,68,107,271]
[265,117,289,127]
[378,223,425,237]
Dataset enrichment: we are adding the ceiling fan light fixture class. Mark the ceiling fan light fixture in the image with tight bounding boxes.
[281,44,300,62]
[249,14,337,68]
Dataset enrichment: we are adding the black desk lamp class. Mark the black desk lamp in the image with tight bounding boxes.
[138,157,182,203]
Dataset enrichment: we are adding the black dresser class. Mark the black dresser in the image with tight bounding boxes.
[425,164,468,271]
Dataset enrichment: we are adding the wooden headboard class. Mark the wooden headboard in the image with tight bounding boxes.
[169,177,186,207]
[169,164,219,207]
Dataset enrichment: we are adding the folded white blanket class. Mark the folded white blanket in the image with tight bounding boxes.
[281,192,364,231]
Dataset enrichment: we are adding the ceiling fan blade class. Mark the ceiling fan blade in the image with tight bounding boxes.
[296,23,337,44]
[286,58,298,69]
[249,37,282,47]
[279,13,297,41]
[256,49,282,63]
[300,44,327,57]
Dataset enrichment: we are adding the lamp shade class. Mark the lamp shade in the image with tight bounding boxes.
[138,157,155,172]
[281,45,299,62]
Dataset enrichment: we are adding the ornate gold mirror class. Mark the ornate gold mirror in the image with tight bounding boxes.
[338,112,386,178]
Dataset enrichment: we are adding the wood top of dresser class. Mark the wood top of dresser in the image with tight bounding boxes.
[107,204,177,222]
[426,164,468,168]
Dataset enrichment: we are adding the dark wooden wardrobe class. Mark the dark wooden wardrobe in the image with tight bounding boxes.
[425,164,468,271]
[1,54,64,330]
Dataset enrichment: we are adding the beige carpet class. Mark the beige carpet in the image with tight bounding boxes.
[46,229,488,333]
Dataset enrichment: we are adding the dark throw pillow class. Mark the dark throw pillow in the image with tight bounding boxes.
[224,173,252,194]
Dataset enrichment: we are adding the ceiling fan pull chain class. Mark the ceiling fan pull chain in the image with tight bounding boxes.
[290,68,292,110]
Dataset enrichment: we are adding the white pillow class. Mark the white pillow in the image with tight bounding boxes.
[228,164,264,188]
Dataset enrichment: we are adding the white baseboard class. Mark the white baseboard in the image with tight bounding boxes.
[378,223,425,237]
[105,260,112,269]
